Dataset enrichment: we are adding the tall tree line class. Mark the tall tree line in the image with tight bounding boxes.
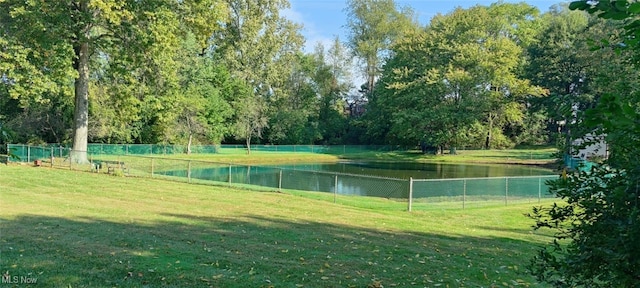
[0,1,628,154]
[528,0,640,286]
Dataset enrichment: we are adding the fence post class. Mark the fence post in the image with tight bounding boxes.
[408,177,413,212]
[27,145,30,163]
[505,177,509,206]
[228,164,232,187]
[463,179,466,210]
[50,147,54,168]
[278,169,283,192]
[334,174,338,203]
[538,177,542,203]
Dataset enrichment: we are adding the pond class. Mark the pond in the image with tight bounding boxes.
[279,161,555,179]
[159,161,556,199]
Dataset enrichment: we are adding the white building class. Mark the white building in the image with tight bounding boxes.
[572,133,608,161]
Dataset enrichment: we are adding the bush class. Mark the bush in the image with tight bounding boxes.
[529,165,640,287]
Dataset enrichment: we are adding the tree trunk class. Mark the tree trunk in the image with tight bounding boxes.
[486,114,494,150]
[187,134,193,155]
[245,132,251,155]
[71,40,90,163]
[367,59,376,95]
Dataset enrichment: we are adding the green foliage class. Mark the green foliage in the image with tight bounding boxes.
[313,39,352,145]
[570,0,640,62]
[265,53,320,145]
[0,0,227,158]
[213,0,304,149]
[369,3,544,149]
[514,110,549,146]
[529,2,640,286]
[530,166,640,287]
[0,122,11,154]
[5,0,637,154]
[345,0,417,95]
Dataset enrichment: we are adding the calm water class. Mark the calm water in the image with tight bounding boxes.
[279,161,555,179]
[160,161,555,198]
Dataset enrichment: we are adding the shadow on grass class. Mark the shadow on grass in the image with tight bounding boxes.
[1,214,545,288]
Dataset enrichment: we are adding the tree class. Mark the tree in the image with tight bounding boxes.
[313,39,352,144]
[529,1,640,286]
[0,0,226,162]
[265,52,320,145]
[524,5,610,146]
[369,3,544,150]
[344,0,416,97]
[233,90,268,154]
[157,35,234,153]
[213,0,304,152]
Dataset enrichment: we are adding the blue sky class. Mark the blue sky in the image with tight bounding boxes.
[285,0,565,52]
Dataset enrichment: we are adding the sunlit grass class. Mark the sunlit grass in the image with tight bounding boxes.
[343,147,558,165]
[0,165,554,287]
[87,150,339,165]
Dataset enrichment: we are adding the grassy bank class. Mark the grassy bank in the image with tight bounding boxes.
[20,145,558,166]
[341,147,559,166]
[166,149,341,164]
[0,165,553,287]
[112,147,559,166]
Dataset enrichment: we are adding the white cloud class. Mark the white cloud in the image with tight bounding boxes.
[281,6,335,54]
[281,2,364,93]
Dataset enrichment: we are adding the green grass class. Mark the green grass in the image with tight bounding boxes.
[0,165,555,287]
[173,150,341,164]
[78,147,558,166]
[341,147,558,166]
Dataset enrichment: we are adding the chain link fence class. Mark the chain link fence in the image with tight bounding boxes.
[5,144,405,158]
[5,144,558,211]
[409,175,558,210]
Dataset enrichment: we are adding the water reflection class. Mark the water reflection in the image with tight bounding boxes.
[160,162,554,198]
[279,161,554,179]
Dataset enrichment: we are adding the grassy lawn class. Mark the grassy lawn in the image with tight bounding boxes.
[184,147,559,166]
[340,147,558,166]
[167,149,341,164]
[0,165,554,287]
[26,146,559,167]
